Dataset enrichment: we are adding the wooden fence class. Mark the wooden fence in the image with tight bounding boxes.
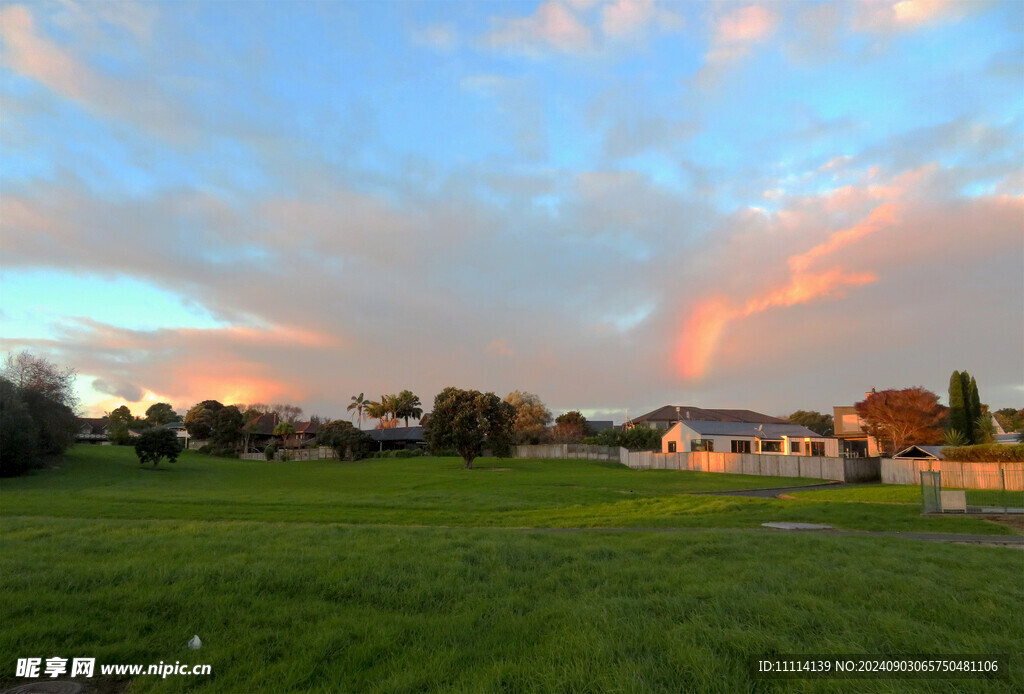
[623,451,878,482]
[239,446,337,462]
[881,459,1024,490]
[514,444,626,462]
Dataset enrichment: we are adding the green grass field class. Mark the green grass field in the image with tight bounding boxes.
[789,484,1024,510]
[2,445,1022,693]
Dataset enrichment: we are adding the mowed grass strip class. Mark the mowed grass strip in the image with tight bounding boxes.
[2,516,1022,694]
[789,484,1024,510]
[0,446,1014,534]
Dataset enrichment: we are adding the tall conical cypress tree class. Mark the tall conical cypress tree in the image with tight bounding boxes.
[948,370,968,440]
[967,375,982,444]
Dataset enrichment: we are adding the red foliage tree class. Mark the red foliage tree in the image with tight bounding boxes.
[855,387,947,455]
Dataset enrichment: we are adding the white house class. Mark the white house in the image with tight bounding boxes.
[661,420,839,457]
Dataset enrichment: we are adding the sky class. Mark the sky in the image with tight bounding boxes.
[1,0,1022,423]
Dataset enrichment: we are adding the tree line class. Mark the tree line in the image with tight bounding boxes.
[0,353,79,477]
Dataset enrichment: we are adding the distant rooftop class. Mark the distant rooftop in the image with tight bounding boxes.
[632,406,788,425]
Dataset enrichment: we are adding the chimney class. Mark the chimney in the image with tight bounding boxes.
[865,388,877,399]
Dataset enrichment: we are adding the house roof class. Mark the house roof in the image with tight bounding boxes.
[633,405,787,425]
[674,420,823,440]
[76,417,108,435]
[365,426,425,442]
[893,445,945,460]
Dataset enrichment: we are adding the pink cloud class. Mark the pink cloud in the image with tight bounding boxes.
[0,5,90,103]
[853,0,972,33]
[484,1,592,55]
[697,4,779,85]
[601,0,683,39]
[714,4,778,43]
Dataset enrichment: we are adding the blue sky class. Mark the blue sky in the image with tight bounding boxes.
[2,0,1022,420]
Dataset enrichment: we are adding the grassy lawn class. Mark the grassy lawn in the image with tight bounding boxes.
[2,445,1022,693]
[789,484,1024,510]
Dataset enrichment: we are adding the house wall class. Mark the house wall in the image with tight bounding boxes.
[661,424,838,457]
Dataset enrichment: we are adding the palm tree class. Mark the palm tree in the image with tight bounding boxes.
[396,390,422,427]
[364,396,392,429]
[347,393,367,430]
[273,421,296,448]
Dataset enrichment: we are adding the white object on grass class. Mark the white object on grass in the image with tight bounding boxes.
[188,635,202,650]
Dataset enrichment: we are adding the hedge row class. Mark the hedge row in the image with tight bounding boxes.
[940,444,1024,462]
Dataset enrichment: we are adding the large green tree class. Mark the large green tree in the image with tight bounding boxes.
[145,402,180,426]
[966,375,982,444]
[552,410,590,443]
[786,410,834,436]
[184,400,224,440]
[107,405,134,445]
[425,387,515,469]
[212,405,244,451]
[504,390,552,444]
[134,428,180,468]
[948,370,968,442]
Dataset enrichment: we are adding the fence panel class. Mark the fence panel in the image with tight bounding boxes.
[921,471,942,513]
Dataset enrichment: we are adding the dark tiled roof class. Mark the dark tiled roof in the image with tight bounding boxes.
[76,417,108,435]
[676,421,822,439]
[633,406,786,424]
[365,426,425,442]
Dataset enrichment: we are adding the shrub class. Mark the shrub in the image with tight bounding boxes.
[317,420,374,460]
[940,444,1024,463]
[196,444,213,455]
[264,443,277,461]
[583,427,660,451]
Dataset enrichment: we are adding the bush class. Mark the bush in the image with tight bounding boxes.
[317,420,374,460]
[196,444,213,455]
[940,444,1024,463]
[582,427,660,451]
[264,444,277,461]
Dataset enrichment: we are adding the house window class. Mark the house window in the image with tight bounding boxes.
[811,441,825,456]
[790,441,801,454]
[761,441,782,453]
[690,439,714,452]
[731,440,751,454]
[668,441,677,453]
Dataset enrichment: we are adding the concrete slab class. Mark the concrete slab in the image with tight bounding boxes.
[761,522,834,531]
